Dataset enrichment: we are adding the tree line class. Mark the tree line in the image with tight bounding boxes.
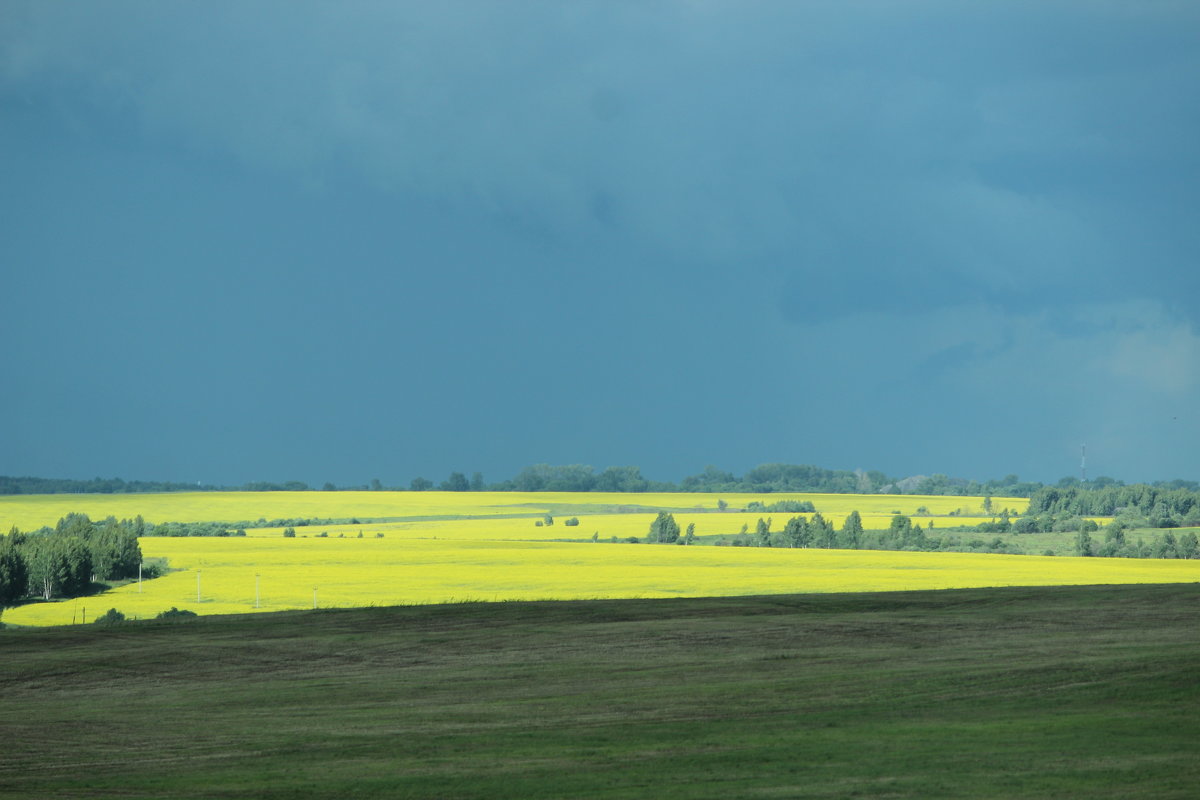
[634,511,1199,560]
[629,511,1021,555]
[0,514,144,607]
[16,464,1199,498]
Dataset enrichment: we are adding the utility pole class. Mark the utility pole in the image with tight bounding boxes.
[197,570,202,603]
[255,573,261,609]
[313,586,318,610]
[1081,444,1087,483]
[138,562,142,593]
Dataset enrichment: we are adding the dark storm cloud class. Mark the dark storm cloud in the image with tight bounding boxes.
[2,2,1198,484]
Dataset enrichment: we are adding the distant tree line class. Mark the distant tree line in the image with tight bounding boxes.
[6,465,1198,499]
[0,514,143,606]
[0,476,221,495]
[0,476,315,495]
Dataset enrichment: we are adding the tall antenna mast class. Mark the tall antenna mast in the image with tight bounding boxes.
[1081,444,1086,483]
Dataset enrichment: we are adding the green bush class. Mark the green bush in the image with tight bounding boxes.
[93,608,126,626]
[155,607,198,620]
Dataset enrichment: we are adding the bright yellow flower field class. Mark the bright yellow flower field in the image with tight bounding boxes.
[245,512,1007,541]
[6,490,1113,629]
[0,490,1027,532]
[5,536,1197,627]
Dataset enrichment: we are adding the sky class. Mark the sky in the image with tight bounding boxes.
[2,2,1199,488]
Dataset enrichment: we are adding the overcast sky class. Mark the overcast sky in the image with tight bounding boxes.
[3,2,1198,487]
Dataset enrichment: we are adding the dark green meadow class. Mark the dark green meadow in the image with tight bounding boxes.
[2,584,1199,798]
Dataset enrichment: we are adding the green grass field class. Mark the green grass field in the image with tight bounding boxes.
[2,583,1198,798]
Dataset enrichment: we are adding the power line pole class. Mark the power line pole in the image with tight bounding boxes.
[1081,444,1087,483]
[255,573,261,609]
[197,570,202,603]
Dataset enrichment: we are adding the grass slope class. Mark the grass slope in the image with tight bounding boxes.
[2,584,1198,798]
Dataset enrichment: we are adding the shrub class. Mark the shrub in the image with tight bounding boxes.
[282,527,296,538]
[563,517,580,526]
[93,608,126,626]
[746,500,817,513]
[155,607,198,620]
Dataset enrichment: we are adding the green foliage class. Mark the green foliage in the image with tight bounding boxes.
[563,517,580,527]
[152,521,240,537]
[783,516,811,548]
[745,499,817,513]
[93,607,126,625]
[646,512,680,544]
[1029,483,1200,524]
[837,511,863,549]
[1075,528,1094,557]
[755,517,771,546]
[24,534,92,600]
[1178,531,1199,559]
[0,533,29,607]
[155,607,198,620]
[440,472,470,491]
[282,527,296,538]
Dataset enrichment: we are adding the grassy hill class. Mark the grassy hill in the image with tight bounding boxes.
[3,583,1198,798]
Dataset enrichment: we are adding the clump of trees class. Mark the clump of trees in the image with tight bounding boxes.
[1028,484,1200,527]
[707,512,1023,556]
[0,514,143,606]
[647,512,681,543]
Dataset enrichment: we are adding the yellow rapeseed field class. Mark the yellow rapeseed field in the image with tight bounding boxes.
[4,490,1098,629]
[244,512,1007,542]
[5,536,1197,627]
[0,490,1028,533]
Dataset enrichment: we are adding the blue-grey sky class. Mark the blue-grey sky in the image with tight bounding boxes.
[3,2,1198,487]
